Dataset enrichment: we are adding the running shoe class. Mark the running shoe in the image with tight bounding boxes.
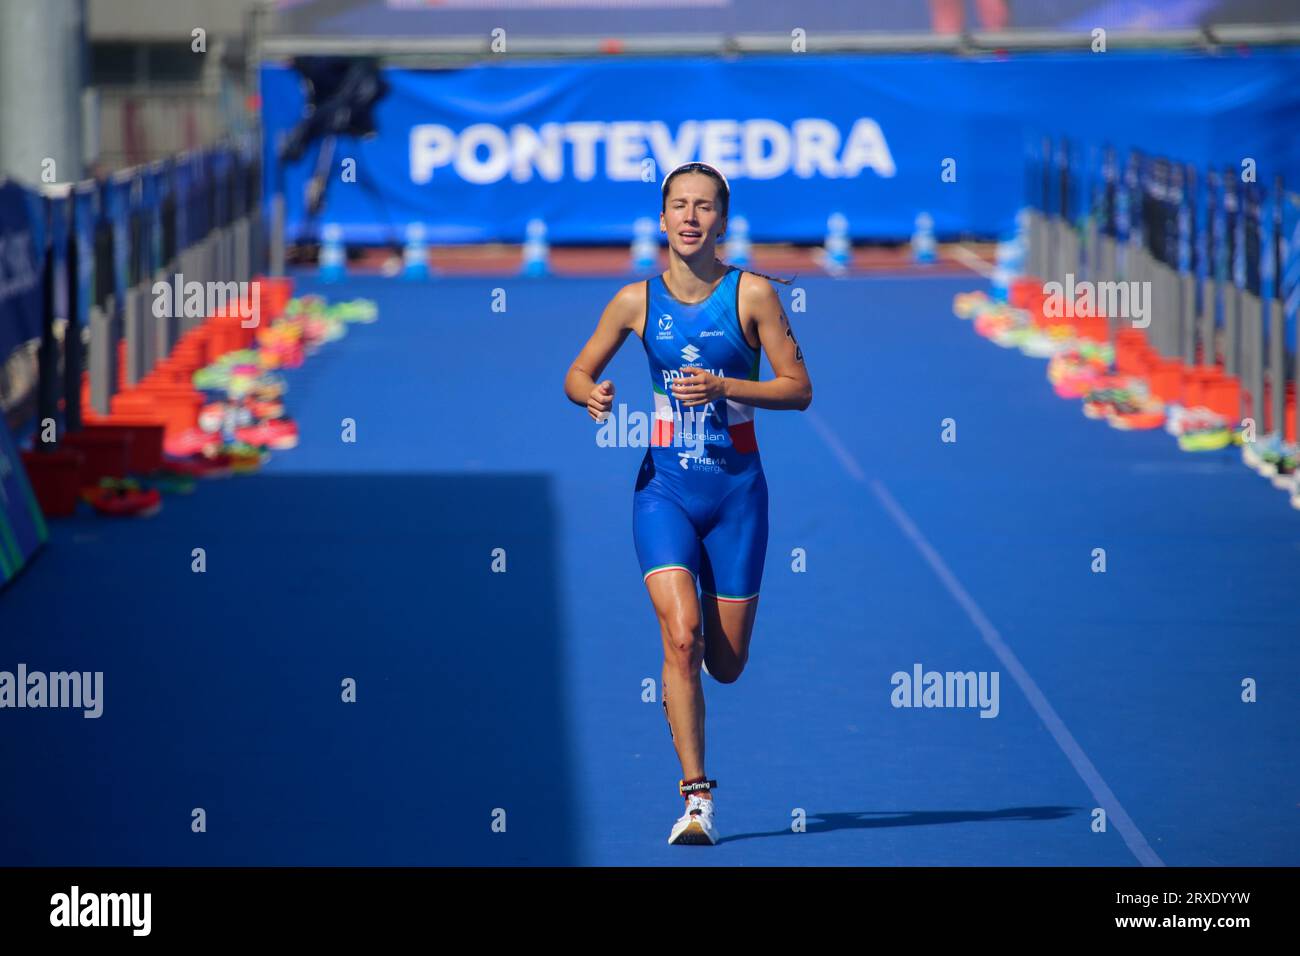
[1107,398,1167,431]
[193,350,263,391]
[1019,330,1070,358]
[219,441,269,474]
[193,365,231,391]
[992,320,1036,350]
[1163,403,1189,435]
[200,400,255,436]
[1270,445,1298,491]
[1258,444,1284,478]
[165,427,222,459]
[953,291,988,319]
[1243,434,1281,474]
[1055,373,1101,399]
[1166,404,1221,438]
[1083,388,1125,419]
[330,298,378,323]
[1178,423,1233,452]
[305,315,347,344]
[226,364,262,399]
[250,373,287,402]
[974,308,1018,340]
[81,478,163,518]
[1048,351,1108,387]
[235,418,298,450]
[284,294,327,318]
[669,788,719,846]
[246,398,285,421]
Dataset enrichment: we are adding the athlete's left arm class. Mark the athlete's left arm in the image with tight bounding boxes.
[724,275,812,411]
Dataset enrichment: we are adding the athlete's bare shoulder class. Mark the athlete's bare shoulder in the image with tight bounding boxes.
[734,268,780,348]
[609,279,649,338]
[736,268,782,314]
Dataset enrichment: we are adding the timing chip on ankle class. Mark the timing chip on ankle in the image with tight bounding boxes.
[679,777,718,796]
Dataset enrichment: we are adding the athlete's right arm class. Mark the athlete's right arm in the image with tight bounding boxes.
[564,281,644,421]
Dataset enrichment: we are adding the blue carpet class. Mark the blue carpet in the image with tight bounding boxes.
[1,271,1296,866]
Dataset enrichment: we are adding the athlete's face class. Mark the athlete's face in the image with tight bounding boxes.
[661,173,726,258]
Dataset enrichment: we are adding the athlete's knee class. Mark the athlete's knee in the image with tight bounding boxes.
[705,649,747,683]
[661,619,703,664]
[710,664,744,684]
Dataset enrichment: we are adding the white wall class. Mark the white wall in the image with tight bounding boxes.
[88,0,264,40]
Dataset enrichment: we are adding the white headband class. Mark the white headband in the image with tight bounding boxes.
[662,161,730,195]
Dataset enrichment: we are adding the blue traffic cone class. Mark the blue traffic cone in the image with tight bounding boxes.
[319,223,346,282]
[522,219,550,278]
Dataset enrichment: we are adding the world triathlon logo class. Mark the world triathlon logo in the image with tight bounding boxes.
[681,344,701,363]
[657,314,674,341]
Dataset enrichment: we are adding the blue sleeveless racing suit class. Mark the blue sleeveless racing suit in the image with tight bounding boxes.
[633,265,768,602]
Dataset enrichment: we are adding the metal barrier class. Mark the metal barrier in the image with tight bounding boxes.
[30,139,266,433]
[1025,134,1297,439]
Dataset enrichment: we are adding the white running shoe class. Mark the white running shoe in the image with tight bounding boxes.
[668,795,719,845]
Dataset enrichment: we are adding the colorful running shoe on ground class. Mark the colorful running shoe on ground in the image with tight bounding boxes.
[246,398,285,420]
[250,373,287,402]
[330,298,378,323]
[235,418,298,450]
[1178,422,1233,451]
[1242,435,1282,474]
[1055,372,1102,399]
[1270,445,1298,490]
[1083,388,1128,419]
[305,315,347,346]
[197,401,253,436]
[1050,352,1111,398]
[284,294,328,318]
[1019,332,1072,359]
[81,478,163,518]
[164,427,222,459]
[192,350,264,390]
[1165,404,1224,438]
[992,318,1036,350]
[215,441,269,474]
[1083,376,1148,419]
[953,291,989,319]
[1107,397,1167,431]
[974,306,1019,340]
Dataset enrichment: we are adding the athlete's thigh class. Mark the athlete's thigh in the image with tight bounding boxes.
[698,469,768,605]
[633,476,702,591]
[697,470,768,663]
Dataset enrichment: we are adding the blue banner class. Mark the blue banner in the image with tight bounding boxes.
[1284,193,1300,354]
[0,181,48,587]
[0,182,45,364]
[260,49,1300,245]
